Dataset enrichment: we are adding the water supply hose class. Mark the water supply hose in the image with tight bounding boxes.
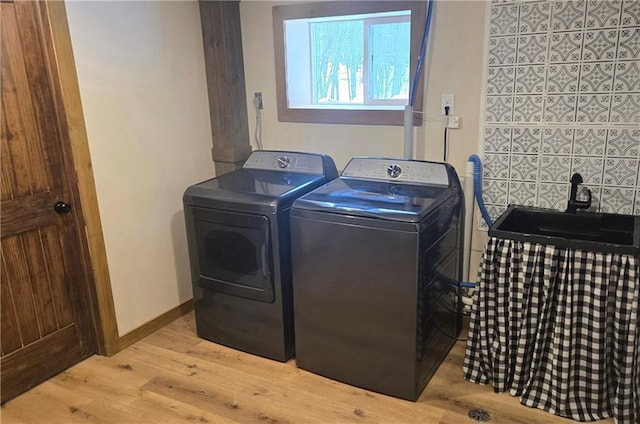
[409,0,434,107]
[404,0,434,159]
[456,155,493,294]
[468,154,493,228]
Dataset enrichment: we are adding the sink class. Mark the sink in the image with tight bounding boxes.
[490,205,640,255]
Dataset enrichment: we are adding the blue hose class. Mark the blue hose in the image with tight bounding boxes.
[468,154,493,228]
[409,0,434,107]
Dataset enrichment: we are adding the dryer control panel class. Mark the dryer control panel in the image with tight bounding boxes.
[243,151,326,174]
[342,158,449,187]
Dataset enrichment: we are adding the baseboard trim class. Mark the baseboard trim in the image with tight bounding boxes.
[118,299,194,352]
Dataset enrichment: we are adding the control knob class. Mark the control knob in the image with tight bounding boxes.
[277,155,290,169]
[387,164,402,178]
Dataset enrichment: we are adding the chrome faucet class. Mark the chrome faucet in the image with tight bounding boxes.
[567,173,591,213]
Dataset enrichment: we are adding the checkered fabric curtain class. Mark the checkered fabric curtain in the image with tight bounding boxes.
[463,237,639,423]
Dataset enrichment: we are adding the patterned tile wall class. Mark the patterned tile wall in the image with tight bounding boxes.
[481,0,640,227]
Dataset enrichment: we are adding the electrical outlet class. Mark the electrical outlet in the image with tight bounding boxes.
[447,115,460,129]
[441,93,454,115]
[254,92,263,110]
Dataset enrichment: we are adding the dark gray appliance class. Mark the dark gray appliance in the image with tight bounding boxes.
[290,157,463,400]
[183,150,338,362]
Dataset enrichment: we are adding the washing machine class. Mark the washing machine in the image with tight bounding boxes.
[290,157,463,400]
[183,150,338,362]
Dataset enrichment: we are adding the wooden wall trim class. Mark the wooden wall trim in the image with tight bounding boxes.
[42,1,120,356]
[118,300,194,351]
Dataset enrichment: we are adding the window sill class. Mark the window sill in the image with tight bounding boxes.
[291,104,407,111]
[278,107,423,126]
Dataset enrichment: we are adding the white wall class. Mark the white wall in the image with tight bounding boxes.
[241,1,486,170]
[65,1,214,336]
[64,0,489,337]
[241,0,489,277]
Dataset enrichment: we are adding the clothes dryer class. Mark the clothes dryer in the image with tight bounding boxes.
[291,157,463,400]
[183,150,337,361]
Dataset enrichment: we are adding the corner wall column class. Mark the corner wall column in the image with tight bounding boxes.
[199,1,252,175]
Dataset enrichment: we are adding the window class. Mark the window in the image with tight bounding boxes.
[290,12,410,106]
[273,1,426,126]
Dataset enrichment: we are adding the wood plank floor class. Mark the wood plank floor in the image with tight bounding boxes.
[1,313,614,424]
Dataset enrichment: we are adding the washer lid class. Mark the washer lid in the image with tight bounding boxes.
[292,177,452,222]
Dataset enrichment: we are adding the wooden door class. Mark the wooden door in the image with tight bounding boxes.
[1,0,97,403]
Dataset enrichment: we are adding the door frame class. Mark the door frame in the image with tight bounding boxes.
[38,0,119,355]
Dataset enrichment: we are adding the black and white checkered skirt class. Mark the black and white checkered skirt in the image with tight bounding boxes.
[464,237,639,423]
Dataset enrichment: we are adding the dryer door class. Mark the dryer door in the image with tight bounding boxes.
[190,207,274,302]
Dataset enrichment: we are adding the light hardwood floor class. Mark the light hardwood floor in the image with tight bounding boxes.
[1,313,614,424]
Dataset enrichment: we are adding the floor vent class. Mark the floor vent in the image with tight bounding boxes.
[468,408,491,422]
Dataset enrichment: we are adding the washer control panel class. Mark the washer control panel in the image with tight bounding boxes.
[244,151,325,174]
[342,158,449,186]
